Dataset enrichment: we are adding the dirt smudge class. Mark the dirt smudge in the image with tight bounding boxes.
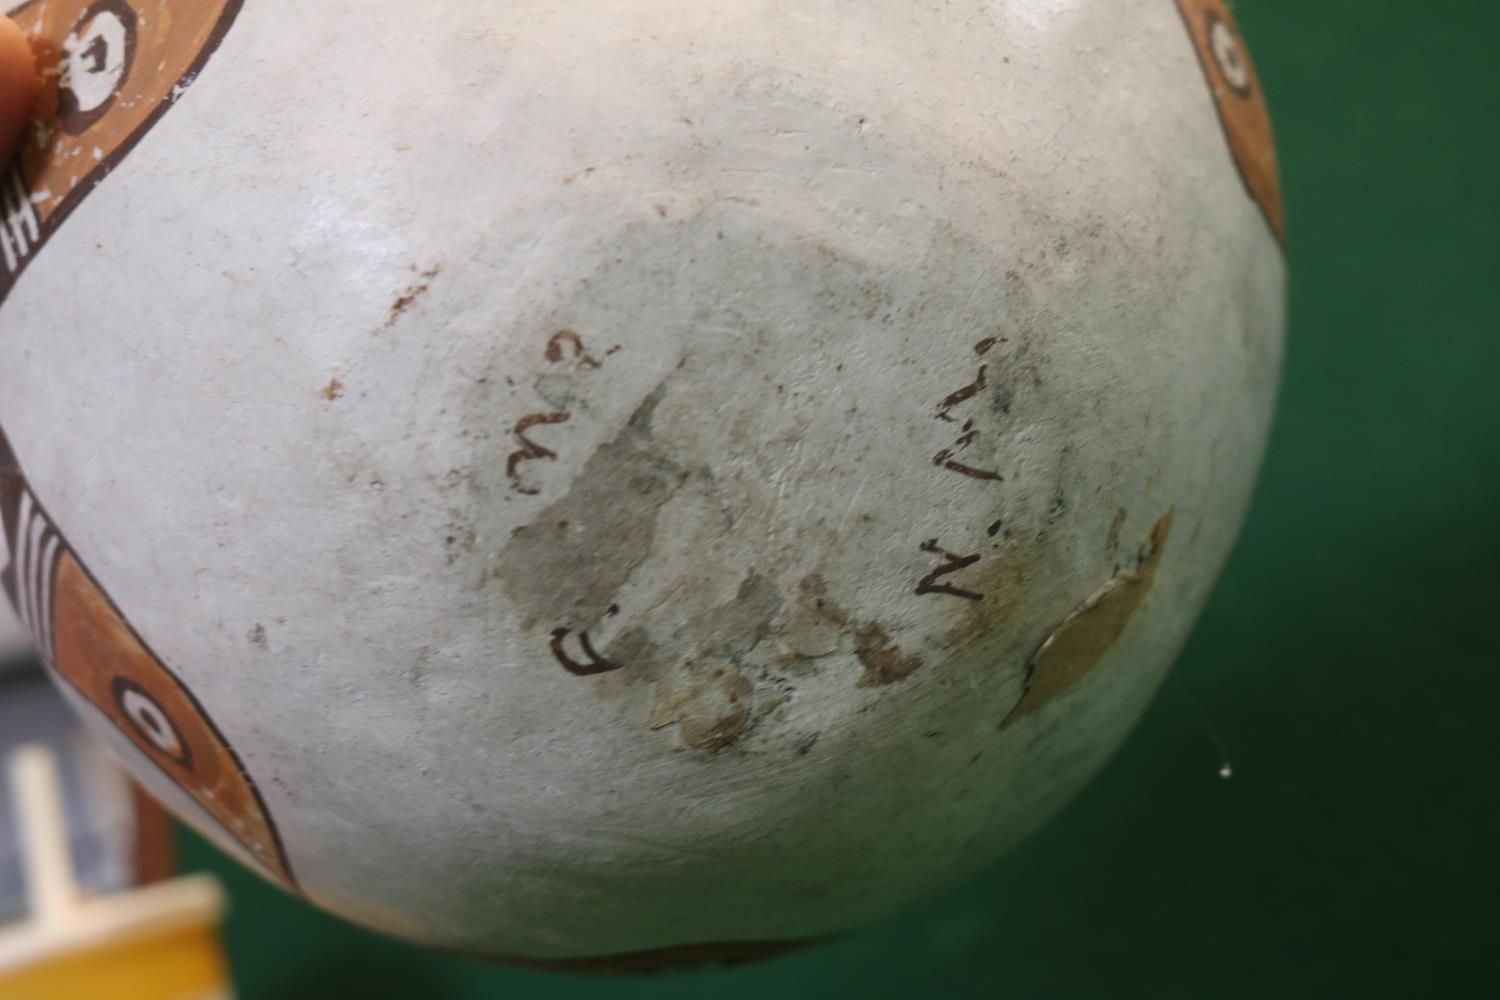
[853,622,923,687]
[645,573,785,753]
[382,265,442,330]
[656,671,755,752]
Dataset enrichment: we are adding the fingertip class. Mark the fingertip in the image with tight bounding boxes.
[0,15,38,162]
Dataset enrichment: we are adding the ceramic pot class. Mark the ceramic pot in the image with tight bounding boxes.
[0,0,1283,966]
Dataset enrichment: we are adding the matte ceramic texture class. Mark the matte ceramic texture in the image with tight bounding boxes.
[0,0,1283,962]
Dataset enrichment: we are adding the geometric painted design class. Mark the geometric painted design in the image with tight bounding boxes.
[0,0,244,300]
[1175,0,1285,245]
[0,428,294,886]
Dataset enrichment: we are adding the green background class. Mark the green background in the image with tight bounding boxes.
[182,2,1500,996]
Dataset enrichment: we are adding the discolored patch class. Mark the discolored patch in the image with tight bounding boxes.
[686,572,783,656]
[775,574,849,663]
[648,572,782,751]
[601,625,658,682]
[1001,510,1174,727]
[653,667,755,752]
[853,622,923,687]
[498,383,685,632]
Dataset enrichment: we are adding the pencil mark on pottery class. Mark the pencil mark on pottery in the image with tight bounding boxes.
[934,448,1004,482]
[932,339,1005,480]
[546,329,605,368]
[936,366,987,423]
[508,330,618,493]
[916,539,984,602]
[551,627,623,676]
[506,411,570,495]
[670,670,754,752]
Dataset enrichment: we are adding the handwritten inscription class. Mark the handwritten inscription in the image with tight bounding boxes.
[916,539,984,602]
[506,330,616,495]
[500,339,629,676]
[932,338,1003,482]
[506,412,570,495]
[913,337,1012,601]
[549,604,624,676]
[545,329,604,368]
[550,628,620,676]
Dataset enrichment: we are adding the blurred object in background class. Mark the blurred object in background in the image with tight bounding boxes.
[0,657,176,918]
[0,644,231,997]
[0,600,33,673]
[0,742,233,999]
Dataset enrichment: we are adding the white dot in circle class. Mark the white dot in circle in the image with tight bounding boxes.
[1210,19,1251,95]
[121,687,184,760]
[62,10,132,116]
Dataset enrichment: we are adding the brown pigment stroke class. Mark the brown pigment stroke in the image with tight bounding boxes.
[506,411,571,494]
[915,540,983,602]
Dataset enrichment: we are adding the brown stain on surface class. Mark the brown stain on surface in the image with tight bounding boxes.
[550,626,621,676]
[320,377,344,401]
[853,622,923,687]
[1002,509,1174,727]
[651,668,755,753]
[383,266,440,328]
[672,672,754,752]
[648,573,782,751]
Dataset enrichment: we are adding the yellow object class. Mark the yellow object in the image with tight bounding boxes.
[0,746,234,1000]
